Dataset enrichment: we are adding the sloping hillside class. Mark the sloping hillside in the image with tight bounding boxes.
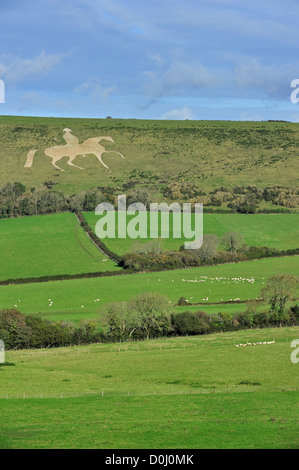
[0,116,298,196]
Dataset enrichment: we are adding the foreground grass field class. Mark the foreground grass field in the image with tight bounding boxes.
[0,255,297,323]
[0,393,297,449]
[0,213,118,281]
[84,212,299,254]
[0,327,298,448]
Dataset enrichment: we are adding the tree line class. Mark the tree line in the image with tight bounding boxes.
[164,182,299,212]
[0,182,109,218]
[1,275,298,350]
[0,182,298,219]
[120,231,299,271]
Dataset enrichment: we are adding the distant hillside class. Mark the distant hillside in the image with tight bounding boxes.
[0,115,298,199]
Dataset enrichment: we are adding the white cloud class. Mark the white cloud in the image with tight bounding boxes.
[74,78,118,100]
[162,107,195,120]
[234,58,299,99]
[0,51,65,83]
[145,60,220,98]
[148,53,165,67]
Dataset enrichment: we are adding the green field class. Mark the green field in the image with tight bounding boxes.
[0,212,119,281]
[0,256,297,324]
[1,116,299,195]
[1,115,299,449]
[84,211,299,254]
[0,327,298,448]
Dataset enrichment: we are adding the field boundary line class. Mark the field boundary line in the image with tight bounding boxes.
[0,254,298,286]
[1,386,294,401]
[3,334,293,361]
[75,212,120,264]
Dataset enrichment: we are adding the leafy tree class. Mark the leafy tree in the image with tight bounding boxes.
[78,319,99,342]
[128,292,172,339]
[288,304,299,325]
[172,311,210,335]
[102,301,131,340]
[177,296,189,306]
[0,309,33,348]
[236,193,258,213]
[260,274,299,315]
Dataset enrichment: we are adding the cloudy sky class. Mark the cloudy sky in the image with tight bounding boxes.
[1,0,299,120]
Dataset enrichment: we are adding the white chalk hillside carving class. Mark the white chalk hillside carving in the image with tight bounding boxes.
[24,128,125,171]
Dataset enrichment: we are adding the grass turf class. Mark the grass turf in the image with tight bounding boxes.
[0,255,297,323]
[84,211,299,254]
[0,212,119,281]
[1,116,299,196]
[0,327,298,449]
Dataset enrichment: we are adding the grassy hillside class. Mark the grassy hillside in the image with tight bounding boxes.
[0,213,119,281]
[0,327,298,448]
[84,211,299,254]
[1,115,298,450]
[0,256,297,324]
[1,115,299,195]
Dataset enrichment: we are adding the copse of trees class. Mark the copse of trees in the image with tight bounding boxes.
[0,182,109,219]
[164,182,299,211]
[0,310,108,350]
[101,292,172,340]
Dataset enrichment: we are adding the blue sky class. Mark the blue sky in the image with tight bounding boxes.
[1,0,299,120]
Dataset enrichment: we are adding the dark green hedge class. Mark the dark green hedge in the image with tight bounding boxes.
[75,211,121,264]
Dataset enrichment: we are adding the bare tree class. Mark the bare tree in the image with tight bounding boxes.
[222,231,244,253]
[196,234,219,263]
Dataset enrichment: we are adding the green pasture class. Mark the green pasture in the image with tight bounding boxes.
[3,326,296,397]
[0,327,298,448]
[0,213,119,281]
[84,211,299,254]
[0,256,297,323]
[1,392,297,449]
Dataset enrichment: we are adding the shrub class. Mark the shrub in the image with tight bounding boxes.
[172,311,210,335]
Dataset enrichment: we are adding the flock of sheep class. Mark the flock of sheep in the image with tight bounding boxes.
[235,340,275,347]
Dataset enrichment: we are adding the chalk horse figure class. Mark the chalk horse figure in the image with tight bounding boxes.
[24,128,124,171]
